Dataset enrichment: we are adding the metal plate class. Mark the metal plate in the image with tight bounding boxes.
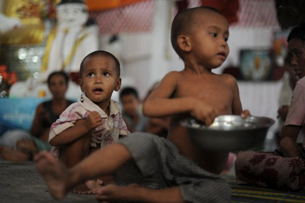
[181,115,275,152]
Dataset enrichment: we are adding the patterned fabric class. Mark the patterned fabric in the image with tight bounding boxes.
[115,132,231,203]
[235,151,305,190]
[49,93,129,158]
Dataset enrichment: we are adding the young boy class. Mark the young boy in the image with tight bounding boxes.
[35,7,248,202]
[235,22,305,190]
[48,50,129,192]
[119,87,149,132]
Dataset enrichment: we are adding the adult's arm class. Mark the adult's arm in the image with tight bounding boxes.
[280,125,302,157]
[280,80,305,157]
[30,104,48,138]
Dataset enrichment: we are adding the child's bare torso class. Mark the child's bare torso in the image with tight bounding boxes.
[168,71,235,174]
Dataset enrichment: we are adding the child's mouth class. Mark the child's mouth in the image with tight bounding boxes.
[93,88,103,94]
[217,52,226,60]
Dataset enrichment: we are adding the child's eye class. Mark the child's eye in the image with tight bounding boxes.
[210,33,217,37]
[224,37,228,42]
[296,51,302,57]
[88,72,95,77]
[103,72,110,77]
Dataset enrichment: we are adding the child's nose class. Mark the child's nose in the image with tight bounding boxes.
[220,39,227,47]
[95,76,103,83]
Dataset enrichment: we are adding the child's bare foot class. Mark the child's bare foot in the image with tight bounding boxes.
[72,183,93,194]
[94,184,145,202]
[85,175,115,195]
[0,146,30,162]
[34,151,70,199]
[85,179,105,194]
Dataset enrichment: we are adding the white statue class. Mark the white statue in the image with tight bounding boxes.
[39,0,99,82]
[10,0,99,98]
[0,13,21,33]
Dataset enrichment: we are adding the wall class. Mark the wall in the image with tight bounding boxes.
[115,26,280,97]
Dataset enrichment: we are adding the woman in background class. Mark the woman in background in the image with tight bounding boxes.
[0,71,74,161]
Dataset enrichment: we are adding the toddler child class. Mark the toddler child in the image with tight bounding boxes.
[48,50,129,193]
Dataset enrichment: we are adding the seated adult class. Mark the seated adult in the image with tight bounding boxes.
[235,22,305,190]
[0,71,74,161]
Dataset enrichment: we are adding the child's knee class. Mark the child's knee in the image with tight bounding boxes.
[60,136,91,167]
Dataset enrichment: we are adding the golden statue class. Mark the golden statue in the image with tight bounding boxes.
[0,0,58,45]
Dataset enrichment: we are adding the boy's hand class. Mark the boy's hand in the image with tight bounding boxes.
[84,111,102,131]
[241,109,251,118]
[39,107,52,124]
[277,105,289,121]
[191,100,217,126]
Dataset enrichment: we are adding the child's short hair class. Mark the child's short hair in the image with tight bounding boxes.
[119,87,139,100]
[171,6,221,58]
[79,50,120,78]
[47,71,69,87]
[287,21,305,43]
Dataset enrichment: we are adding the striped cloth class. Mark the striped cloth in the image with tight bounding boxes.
[115,132,231,203]
[225,175,305,202]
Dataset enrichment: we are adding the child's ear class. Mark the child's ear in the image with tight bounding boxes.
[78,78,84,91]
[177,35,191,52]
[114,77,121,92]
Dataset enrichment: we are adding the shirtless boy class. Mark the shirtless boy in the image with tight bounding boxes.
[35,6,248,202]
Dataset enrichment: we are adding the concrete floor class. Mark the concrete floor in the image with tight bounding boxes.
[0,160,97,203]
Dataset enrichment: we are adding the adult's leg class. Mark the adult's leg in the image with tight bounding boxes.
[16,140,38,156]
[0,146,30,162]
[34,143,132,200]
[235,151,305,190]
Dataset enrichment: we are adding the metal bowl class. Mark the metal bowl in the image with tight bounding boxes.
[180,115,275,152]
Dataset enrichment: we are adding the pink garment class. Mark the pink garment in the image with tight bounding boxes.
[225,152,236,171]
[235,78,305,190]
[49,93,129,158]
[285,77,305,148]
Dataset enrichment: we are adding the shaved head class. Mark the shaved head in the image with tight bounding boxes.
[171,6,224,58]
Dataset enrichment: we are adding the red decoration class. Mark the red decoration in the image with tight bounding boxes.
[85,0,145,11]
[0,65,18,88]
[201,0,239,24]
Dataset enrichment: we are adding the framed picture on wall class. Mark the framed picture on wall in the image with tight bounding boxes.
[273,30,290,66]
[239,49,274,81]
